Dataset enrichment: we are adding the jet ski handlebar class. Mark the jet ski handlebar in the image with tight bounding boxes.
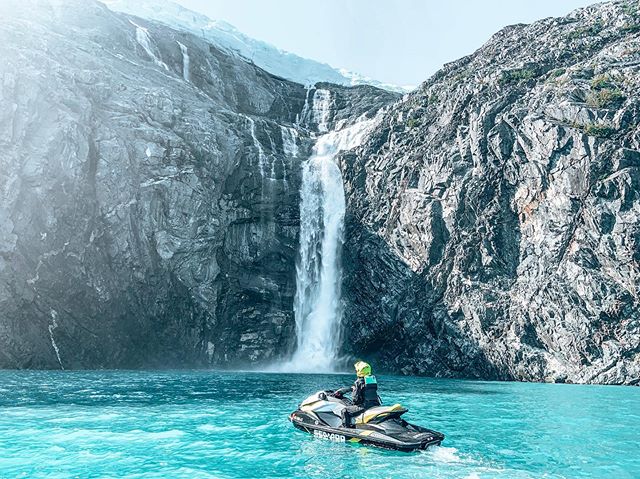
[331,387,352,398]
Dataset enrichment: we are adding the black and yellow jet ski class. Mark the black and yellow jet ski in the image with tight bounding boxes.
[289,388,444,452]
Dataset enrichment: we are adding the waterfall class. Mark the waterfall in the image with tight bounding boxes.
[311,89,332,133]
[286,95,383,372]
[281,126,299,158]
[280,126,299,189]
[297,87,331,132]
[48,310,64,370]
[296,88,312,126]
[129,20,169,71]
[177,41,190,82]
[241,114,266,178]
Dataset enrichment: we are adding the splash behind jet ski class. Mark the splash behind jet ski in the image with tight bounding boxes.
[289,388,444,452]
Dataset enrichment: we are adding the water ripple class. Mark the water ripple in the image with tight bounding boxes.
[0,371,638,479]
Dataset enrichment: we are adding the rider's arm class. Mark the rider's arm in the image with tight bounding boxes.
[352,379,364,405]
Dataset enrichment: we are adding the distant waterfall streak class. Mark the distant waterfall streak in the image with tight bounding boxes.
[297,87,312,126]
[267,132,278,181]
[130,20,169,71]
[48,310,64,370]
[177,41,190,82]
[242,115,266,178]
[281,126,299,158]
[311,89,332,133]
[280,126,300,190]
[297,88,331,132]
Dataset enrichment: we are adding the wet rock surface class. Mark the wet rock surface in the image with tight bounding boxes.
[341,0,640,384]
[0,0,301,368]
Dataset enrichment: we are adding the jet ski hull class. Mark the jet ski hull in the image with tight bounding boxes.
[290,410,444,452]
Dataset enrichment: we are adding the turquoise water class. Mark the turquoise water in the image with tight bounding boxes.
[0,372,638,478]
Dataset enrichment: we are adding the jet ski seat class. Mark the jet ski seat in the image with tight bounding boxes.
[355,404,408,424]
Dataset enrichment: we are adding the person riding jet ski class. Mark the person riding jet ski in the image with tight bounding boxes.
[290,363,445,451]
[339,361,381,427]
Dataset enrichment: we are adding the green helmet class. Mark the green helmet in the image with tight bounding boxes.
[354,361,372,377]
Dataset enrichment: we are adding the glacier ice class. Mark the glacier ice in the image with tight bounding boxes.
[102,0,411,92]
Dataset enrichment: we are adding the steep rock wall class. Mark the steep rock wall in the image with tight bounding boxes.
[341,0,640,384]
[0,0,395,368]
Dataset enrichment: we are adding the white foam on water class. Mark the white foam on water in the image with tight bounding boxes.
[422,446,525,479]
[144,430,186,439]
[197,424,244,433]
[51,428,185,442]
[429,446,465,463]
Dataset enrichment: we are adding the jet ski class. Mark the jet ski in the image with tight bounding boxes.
[289,388,444,452]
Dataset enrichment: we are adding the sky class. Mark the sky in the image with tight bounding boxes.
[173,0,597,87]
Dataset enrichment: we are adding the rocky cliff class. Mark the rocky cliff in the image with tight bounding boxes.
[0,0,394,368]
[340,0,640,384]
[1,0,639,385]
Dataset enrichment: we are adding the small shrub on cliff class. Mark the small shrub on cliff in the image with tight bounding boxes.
[547,68,567,84]
[583,123,616,138]
[572,68,595,80]
[567,22,603,39]
[621,22,640,34]
[407,118,419,129]
[449,71,471,86]
[622,4,639,17]
[586,88,626,108]
[591,75,614,90]
[499,67,538,85]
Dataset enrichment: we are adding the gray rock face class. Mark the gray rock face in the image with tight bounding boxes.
[1,0,638,385]
[341,0,640,384]
[0,0,394,368]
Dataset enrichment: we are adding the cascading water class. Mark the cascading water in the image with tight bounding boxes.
[280,126,299,189]
[290,137,346,371]
[241,114,266,177]
[177,41,190,82]
[286,89,383,372]
[130,20,169,71]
